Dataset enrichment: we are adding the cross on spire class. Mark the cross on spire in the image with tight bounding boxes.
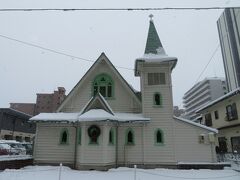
[144,16,164,54]
[149,14,154,21]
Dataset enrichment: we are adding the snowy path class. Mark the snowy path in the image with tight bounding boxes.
[0,166,239,180]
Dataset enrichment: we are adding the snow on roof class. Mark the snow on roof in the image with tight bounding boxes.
[79,97,94,114]
[173,116,218,133]
[114,112,150,121]
[30,113,79,122]
[196,87,240,112]
[98,93,114,114]
[79,109,114,121]
[30,109,150,123]
[136,53,177,63]
[79,109,150,122]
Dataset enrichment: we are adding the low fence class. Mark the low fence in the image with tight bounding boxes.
[0,142,33,170]
[0,157,33,170]
[217,153,240,171]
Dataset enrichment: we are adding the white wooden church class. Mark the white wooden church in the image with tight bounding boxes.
[31,17,218,170]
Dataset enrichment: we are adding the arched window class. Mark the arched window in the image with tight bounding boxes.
[93,74,114,98]
[155,129,164,145]
[154,93,162,106]
[109,128,114,145]
[60,128,69,145]
[126,129,134,145]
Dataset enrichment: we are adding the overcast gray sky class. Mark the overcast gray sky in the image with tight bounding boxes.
[0,0,240,108]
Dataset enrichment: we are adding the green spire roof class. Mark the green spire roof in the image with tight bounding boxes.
[144,20,163,54]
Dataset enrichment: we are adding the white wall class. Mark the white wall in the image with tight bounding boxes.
[174,120,216,162]
[34,123,76,165]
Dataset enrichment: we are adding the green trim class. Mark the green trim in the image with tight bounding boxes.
[59,128,69,145]
[77,127,81,145]
[154,129,164,146]
[153,92,162,106]
[92,73,114,98]
[108,128,115,145]
[125,128,135,145]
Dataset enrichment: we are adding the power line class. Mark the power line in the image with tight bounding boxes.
[194,9,240,84]
[0,34,134,71]
[0,7,239,12]
[194,44,221,84]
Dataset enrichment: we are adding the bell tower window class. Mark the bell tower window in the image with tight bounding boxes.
[93,74,114,98]
[148,73,166,85]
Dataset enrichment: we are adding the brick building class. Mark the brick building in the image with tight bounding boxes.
[35,87,66,114]
[10,87,66,115]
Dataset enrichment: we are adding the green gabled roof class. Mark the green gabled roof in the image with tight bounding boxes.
[144,20,163,54]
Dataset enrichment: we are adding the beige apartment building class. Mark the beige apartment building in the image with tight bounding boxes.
[196,88,240,153]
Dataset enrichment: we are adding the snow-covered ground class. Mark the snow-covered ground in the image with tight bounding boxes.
[0,166,239,180]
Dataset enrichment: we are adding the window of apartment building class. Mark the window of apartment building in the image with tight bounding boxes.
[25,137,30,142]
[226,103,238,121]
[205,113,212,126]
[148,73,166,85]
[231,136,240,153]
[218,137,228,153]
[214,110,219,120]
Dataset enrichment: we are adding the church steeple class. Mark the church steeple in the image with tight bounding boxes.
[135,15,177,76]
[144,15,166,55]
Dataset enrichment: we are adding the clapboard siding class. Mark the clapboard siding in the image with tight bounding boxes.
[60,57,141,113]
[34,123,76,164]
[117,125,144,164]
[139,63,176,163]
[174,120,216,162]
[77,123,116,165]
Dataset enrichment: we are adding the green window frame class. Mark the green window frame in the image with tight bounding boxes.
[153,92,162,106]
[78,127,81,145]
[109,128,114,145]
[92,73,114,98]
[59,128,69,145]
[154,129,164,146]
[125,128,135,145]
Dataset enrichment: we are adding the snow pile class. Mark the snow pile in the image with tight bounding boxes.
[0,166,239,180]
